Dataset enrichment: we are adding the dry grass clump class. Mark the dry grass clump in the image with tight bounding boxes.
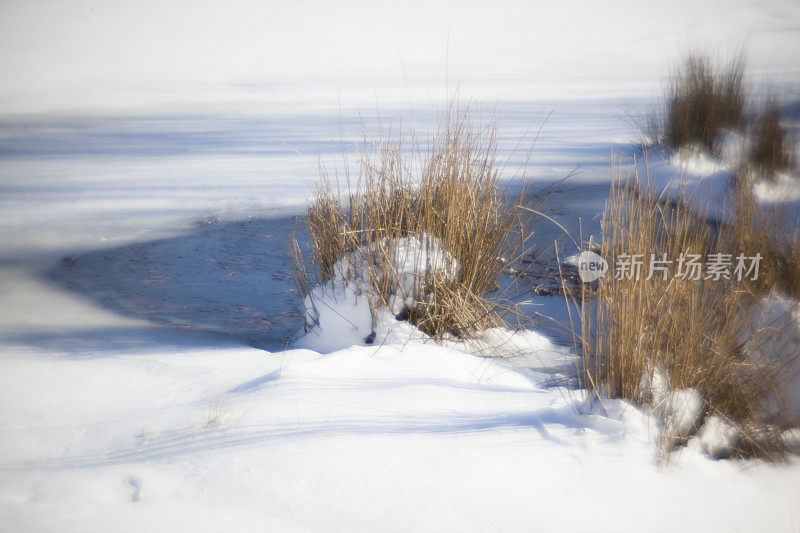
[292,108,530,340]
[649,53,798,178]
[748,226,800,299]
[749,98,796,176]
[783,244,800,298]
[582,168,791,459]
[651,54,745,153]
[730,168,800,298]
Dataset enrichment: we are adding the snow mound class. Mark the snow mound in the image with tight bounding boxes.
[296,234,574,368]
[657,387,704,442]
[384,235,459,315]
[639,133,800,229]
[297,234,459,353]
[695,415,740,458]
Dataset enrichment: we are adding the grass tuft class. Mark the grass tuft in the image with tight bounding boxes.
[292,106,532,340]
[749,97,796,176]
[653,54,745,153]
[582,166,794,459]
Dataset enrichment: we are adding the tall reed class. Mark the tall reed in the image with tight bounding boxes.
[582,166,791,458]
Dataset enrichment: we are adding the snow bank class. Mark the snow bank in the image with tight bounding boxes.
[637,132,800,228]
[4,287,800,531]
[635,144,737,222]
[3,194,800,531]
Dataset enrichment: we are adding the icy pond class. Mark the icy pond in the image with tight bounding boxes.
[1,100,638,352]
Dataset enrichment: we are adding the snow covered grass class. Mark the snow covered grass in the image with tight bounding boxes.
[582,167,796,459]
[292,106,532,342]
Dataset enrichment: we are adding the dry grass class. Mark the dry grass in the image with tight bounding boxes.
[784,244,800,298]
[650,54,745,153]
[731,167,800,298]
[292,107,532,340]
[581,166,792,459]
[749,98,796,176]
[595,51,799,459]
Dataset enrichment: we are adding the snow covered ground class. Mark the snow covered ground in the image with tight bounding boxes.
[4,265,800,532]
[632,128,800,228]
[2,0,800,530]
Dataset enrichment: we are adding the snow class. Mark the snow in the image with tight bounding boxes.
[326,233,460,317]
[4,279,800,531]
[656,388,705,444]
[695,415,741,458]
[633,131,800,241]
[2,0,800,529]
[1,0,799,115]
[3,239,800,530]
[4,294,800,531]
[296,235,574,366]
[646,370,710,452]
[385,235,460,315]
[754,173,800,203]
[744,291,800,422]
[298,234,459,352]
[298,282,375,353]
[633,144,737,222]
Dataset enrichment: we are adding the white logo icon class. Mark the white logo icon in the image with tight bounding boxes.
[576,251,608,282]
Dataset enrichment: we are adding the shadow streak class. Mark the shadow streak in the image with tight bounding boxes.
[45,214,308,351]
